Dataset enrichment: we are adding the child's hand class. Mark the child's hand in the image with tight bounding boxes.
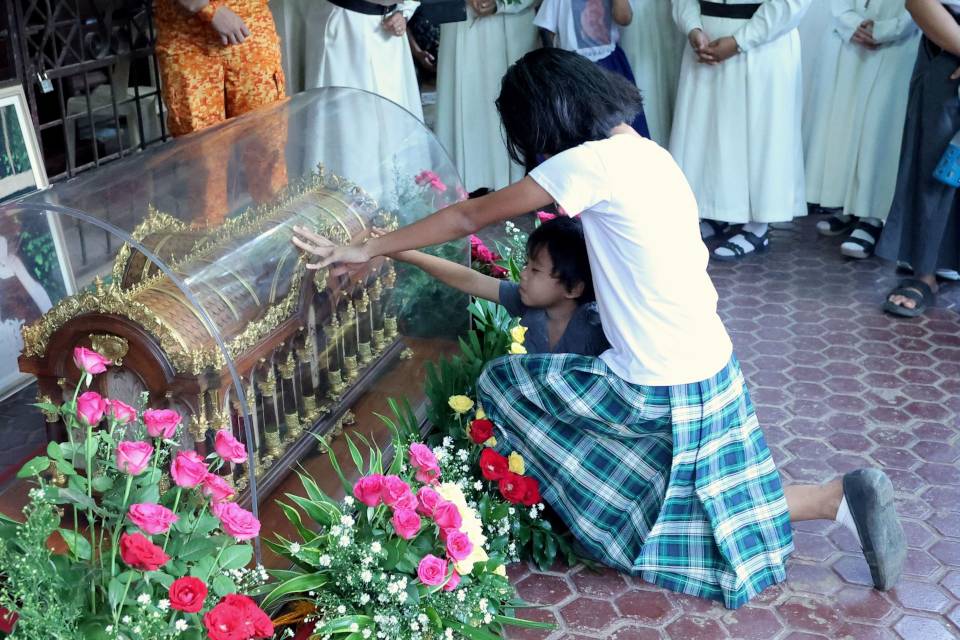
[292,225,372,274]
[689,29,717,64]
[703,36,739,64]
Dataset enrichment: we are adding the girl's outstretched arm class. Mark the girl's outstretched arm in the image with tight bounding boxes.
[293,176,553,273]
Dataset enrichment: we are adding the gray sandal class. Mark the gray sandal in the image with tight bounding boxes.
[843,469,906,591]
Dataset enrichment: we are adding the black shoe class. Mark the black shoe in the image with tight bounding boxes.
[843,469,906,591]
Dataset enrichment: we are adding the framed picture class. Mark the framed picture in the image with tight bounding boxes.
[0,83,75,399]
[0,83,47,201]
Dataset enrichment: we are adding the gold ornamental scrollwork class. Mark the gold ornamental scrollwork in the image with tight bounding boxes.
[88,334,129,367]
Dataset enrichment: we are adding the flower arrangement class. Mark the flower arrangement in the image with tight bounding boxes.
[260,411,552,640]
[0,347,271,639]
[420,301,582,570]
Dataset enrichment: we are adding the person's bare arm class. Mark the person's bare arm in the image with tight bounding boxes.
[906,0,960,55]
[293,176,553,272]
[392,250,502,302]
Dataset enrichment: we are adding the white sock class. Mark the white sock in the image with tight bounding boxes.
[714,223,768,257]
[836,496,862,547]
[817,213,853,233]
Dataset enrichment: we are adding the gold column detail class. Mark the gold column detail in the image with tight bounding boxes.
[88,334,129,366]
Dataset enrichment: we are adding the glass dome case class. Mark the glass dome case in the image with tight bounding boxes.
[0,88,468,521]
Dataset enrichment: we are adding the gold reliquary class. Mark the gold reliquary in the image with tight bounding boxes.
[19,170,406,501]
[7,88,469,504]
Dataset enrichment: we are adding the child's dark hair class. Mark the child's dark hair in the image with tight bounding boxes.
[527,217,595,303]
[496,48,643,171]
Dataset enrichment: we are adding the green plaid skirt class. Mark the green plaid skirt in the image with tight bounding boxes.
[477,354,793,609]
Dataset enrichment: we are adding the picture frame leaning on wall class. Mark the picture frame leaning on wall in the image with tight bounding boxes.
[0,82,76,400]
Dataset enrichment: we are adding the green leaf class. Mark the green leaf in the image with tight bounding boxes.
[189,557,213,579]
[92,475,114,492]
[153,572,176,589]
[262,573,329,609]
[218,544,253,571]
[494,614,556,630]
[46,441,63,460]
[212,575,237,597]
[316,615,373,635]
[59,528,92,560]
[441,619,501,640]
[17,455,50,478]
[55,458,78,476]
[178,537,218,562]
[108,577,126,610]
[345,435,364,474]
[277,501,313,542]
[287,493,339,527]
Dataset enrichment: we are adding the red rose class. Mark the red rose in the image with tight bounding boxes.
[521,476,541,506]
[468,419,494,445]
[168,576,208,613]
[479,449,509,481]
[119,532,169,571]
[499,472,528,504]
[0,607,18,633]
[204,595,274,640]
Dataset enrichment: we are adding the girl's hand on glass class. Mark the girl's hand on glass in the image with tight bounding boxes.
[292,225,372,274]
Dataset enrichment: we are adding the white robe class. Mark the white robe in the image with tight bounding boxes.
[269,0,311,95]
[797,0,832,96]
[303,0,424,122]
[435,1,539,192]
[620,0,685,147]
[803,0,919,219]
[670,0,810,224]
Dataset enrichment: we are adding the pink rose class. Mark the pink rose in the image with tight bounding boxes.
[382,475,413,508]
[433,501,462,531]
[417,554,448,587]
[201,473,236,503]
[143,409,181,439]
[408,443,438,472]
[116,441,153,476]
[212,501,260,541]
[416,487,442,517]
[73,347,111,375]
[415,170,440,186]
[171,450,208,489]
[445,530,473,562]
[107,399,137,425]
[415,464,441,485]
[443,570,461,592]
[353,474,385,507]
[76,391,107,426]
[428,177,447,193]
[214,429,248,464]
[536,211,557,223]
[128,503,179,535]
[391,508,422,540]
[392,492,419,511]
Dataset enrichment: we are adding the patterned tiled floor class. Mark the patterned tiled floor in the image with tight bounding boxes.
[505,216,960,640]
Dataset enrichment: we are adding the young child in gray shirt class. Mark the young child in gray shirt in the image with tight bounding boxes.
[389,217,609,356]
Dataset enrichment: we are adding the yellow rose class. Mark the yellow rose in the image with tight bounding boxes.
[508,452,525,475]
[510,324,527,345]
[475,406,486,420]
[509,342,527,355]
[493,564,507,577]
[448,395,475,415]
[484,437,497,447]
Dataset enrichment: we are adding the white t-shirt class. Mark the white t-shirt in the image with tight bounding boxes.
[529,134,733,386]
[534,0,619,62]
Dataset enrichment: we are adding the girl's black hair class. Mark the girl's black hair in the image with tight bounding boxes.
[496,48,644,171]
[527,217,595,304]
